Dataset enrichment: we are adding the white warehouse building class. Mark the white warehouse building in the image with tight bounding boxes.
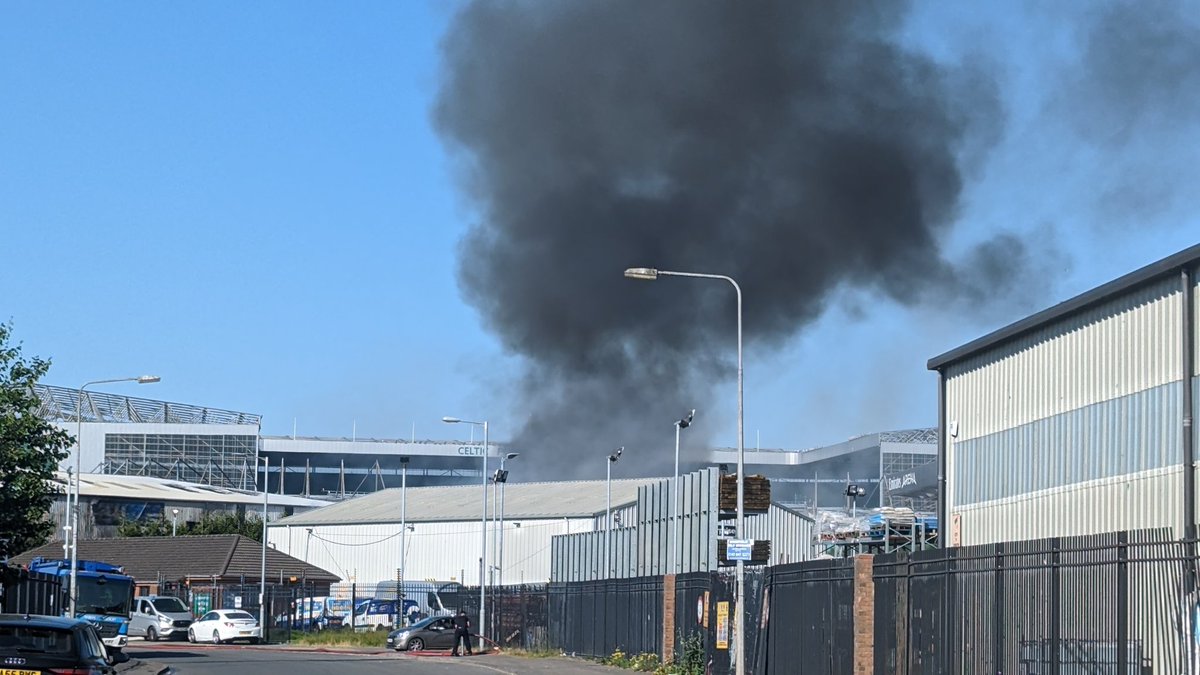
[929,243,1199,546]
[266,478,656,586]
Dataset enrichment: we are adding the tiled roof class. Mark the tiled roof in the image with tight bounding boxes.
[12,535,340,583]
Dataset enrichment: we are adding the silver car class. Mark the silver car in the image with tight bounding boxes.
[129,596,194,641]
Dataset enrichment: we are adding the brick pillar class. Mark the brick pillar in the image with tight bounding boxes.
[853,555,875,675]
[663,574,676,664]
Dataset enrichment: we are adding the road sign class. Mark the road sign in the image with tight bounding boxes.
[727,539,753,561]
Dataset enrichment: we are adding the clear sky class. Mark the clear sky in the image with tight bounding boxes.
[2,2,1197,461]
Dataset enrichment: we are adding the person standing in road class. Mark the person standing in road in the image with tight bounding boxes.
[451,608,473,656]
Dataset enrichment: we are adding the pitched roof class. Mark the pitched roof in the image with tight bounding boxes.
[273,478,660,527]
[12,535,340,583]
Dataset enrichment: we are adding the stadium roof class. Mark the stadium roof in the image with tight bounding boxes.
[271,478,662,527]
[35,384,260,425]
[52,472,330,509]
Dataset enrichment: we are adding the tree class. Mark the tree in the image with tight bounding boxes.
[0,323,72,557]
[117,511,264,542]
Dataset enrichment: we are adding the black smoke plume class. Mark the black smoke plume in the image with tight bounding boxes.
[434,1,1016,478]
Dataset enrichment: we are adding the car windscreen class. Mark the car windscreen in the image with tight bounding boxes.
[151,597,189,613]
[224,611,256,621]
[76,577,133,616]
[0,625,75,654]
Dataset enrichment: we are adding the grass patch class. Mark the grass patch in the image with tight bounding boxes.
[289,628,390,648]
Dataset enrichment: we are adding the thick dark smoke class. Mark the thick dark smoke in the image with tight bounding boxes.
[434,1,1017,478]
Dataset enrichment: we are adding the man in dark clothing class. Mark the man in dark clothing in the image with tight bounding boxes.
[451,609,473,656]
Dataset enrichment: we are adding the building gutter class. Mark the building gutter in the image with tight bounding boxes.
[937,370,947,547]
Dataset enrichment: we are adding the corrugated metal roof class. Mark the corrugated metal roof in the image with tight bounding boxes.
[928,242,1200,371]
[271,478,662,527]
[53,472,330,509]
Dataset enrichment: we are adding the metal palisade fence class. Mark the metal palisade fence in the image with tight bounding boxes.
[544,528,1200,674]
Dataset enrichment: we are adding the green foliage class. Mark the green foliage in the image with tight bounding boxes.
[675,631,705,675]
[603,649,665,672]
[0,323,72,557]
[117,511,264,542]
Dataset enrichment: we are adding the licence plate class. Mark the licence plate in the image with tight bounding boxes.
[240,630,252,635]
[1,669,38,675]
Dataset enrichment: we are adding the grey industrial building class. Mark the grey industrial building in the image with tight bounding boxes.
[929,243,1199,546]
[702,428,938,513]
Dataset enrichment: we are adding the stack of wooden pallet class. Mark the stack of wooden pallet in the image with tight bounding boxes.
[718,474,770,514]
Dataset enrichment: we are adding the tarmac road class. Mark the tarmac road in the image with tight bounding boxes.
[126,642,625,675]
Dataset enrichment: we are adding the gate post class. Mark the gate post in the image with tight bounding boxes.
[663,574,676,664]
[853,555,875,675]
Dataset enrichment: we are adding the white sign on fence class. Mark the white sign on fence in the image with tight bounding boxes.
[727,539,753,561]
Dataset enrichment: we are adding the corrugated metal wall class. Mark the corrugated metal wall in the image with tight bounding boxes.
[945,274,1191,545]
[269,517,596,586]
[551,470,815,581]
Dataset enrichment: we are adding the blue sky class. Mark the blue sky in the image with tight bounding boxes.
[2,2,1196,454]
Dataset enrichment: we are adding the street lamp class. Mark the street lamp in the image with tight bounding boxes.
[497,453,518,590]
[625,266,746,675]
[171,509,180,537]
[260,455,269,636]
[606,447,623,578]
[71,375,159,617]
[443,415,489,648]
[399,456,409,627]
[672,409,695,574]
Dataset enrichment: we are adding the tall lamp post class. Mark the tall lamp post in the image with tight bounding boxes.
[399,456,409,627]
[443,416,489,648]
[494,451,518,588]
[672,410,695,574]
[71,375,159,617]
[625,266,745,675]
[260,455,269,634]
[606,447,623,578]
[171,509,180,537]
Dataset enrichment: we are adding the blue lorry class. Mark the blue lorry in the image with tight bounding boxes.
[27,557,134,653]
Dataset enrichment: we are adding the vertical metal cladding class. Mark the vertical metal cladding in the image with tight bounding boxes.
[945,276,1185,544]
[550,470,814,581]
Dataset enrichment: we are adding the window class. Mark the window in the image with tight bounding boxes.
[151,597,189,613]
[225,611,255,621]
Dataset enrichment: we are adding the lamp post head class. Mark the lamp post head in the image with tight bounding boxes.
[505,452,520,460]
[441,416,462,424]
[678,409,696,429]
[623,267,659,281]
[609,447,623,463]
[172,509,179,516]
[136,376,161,384]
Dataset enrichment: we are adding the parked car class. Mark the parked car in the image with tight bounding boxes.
[386,615,458,651]
[187,609,261,645]
[0,613,129,674]
[129,595,193,641]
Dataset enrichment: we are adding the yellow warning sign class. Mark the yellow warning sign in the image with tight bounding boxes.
[716,601,729,650]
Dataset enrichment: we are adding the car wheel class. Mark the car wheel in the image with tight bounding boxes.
[188,628,196,643]
[212,630,222,645]
[407,637,424,651]
[147,626,158,642]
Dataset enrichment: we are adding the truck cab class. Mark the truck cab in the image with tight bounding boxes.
[27,557,134,652]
